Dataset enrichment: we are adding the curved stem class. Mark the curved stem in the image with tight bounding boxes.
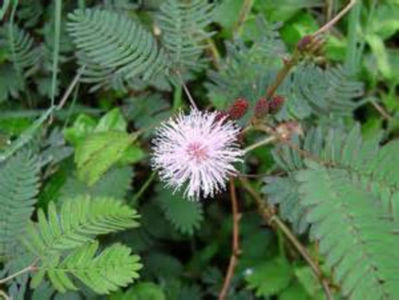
[239,177,334,300]
[0,260,37,285]
[0,290,9,300]
[244,136,276,154]
[314,0,357,36]
[218,178,240,300]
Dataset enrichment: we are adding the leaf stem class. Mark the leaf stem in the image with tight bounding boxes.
[232,0,254,36]
[218,178,241,300]
[0,261,37,285]
[239,177,334,300]
[0,290,9,300]
[243,136,276,154]
[131,172,156,205]
[313,0,357,37]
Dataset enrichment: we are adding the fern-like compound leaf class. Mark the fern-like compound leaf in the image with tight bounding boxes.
[23,195,140,257]
[284,63,363,119]
[156,0,215,73]
[296,164,399,300]
[34,241,142,294]
[67,9,168,84]
[0,151,39,259]
[2,24,41,74]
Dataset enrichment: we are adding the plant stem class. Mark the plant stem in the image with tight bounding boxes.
[218,178,241,300]
[0,290,9,300]
[325,0,334,21]
[265,52,299,100]
[131,172,156,205]
[232,0,253,36]
[206,38,220,68]
[244,136,276,154]
[313,0,357,36]
[173,84,182,111]
[177,72,198,109]
[0,262,37,285]
[239,177,334,300]
[57,66,86,110]
[51,0,62,108]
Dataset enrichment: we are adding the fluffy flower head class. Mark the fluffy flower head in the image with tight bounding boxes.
[152,109,243,200]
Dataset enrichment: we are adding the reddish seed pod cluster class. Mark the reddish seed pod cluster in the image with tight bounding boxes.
[214,97,249,122]
[269,95,284,113]
[254,95,285,118]
[254,97,269,118]
[227,97,249,120]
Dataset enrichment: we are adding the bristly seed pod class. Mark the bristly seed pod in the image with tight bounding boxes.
[254,97,269,118]
[297,35,314,52]
[227,98,249,120]
[269,95,284,114]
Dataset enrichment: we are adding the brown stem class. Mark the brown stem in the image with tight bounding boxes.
[232,0,254,36]
[218,178,241,300]
[325,0,334,22]
[371,101,393,121]
[263,0,357,103]
[239,177,334,300]
[314,0,357,36]
[0,260,37,285]
[265,53,299,100]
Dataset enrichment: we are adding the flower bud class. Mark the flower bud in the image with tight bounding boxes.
[227,98,249,120]
[269,95,284,114]
[297,35,314,52]
[254,97,269,118]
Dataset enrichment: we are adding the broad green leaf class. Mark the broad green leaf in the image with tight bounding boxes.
[64,114,97,146]
[95,108,127,133]
[245,257,293,297]
[75,131,133,185]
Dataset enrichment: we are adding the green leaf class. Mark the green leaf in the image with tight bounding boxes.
[23,195,140,257]
[64,114,97,146]
[296,165,399,300]
[245,257,293,297]
[156,187,203,235]
[95,108,127,133]
[279,281,313,300]
[0,151,39,258]
[75,131,133,186]
[366,34,392,80]
[60,166,133,202]
[110,282,166,300]
[37,241,142,294]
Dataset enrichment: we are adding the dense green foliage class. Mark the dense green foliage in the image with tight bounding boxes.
[0,0,398,299]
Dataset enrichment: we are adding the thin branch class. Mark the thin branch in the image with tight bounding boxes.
[239,177,334,300]
[371,101,393,121]
[265,54,299,100]
[232,0,253,35]
[325,0,334,22]
[0,290,9,300]
[263,0,357,103]
[218,178,241,300]
[206,38,220,69]
[0,260,38,285]
[255,124,329,166]
[314,0,357,36]
[131,172,156,204]
[177,72,198,109]
[244,136,276,154]
[57,66,86,110]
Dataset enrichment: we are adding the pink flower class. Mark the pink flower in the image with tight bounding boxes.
[152,109,243,200]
